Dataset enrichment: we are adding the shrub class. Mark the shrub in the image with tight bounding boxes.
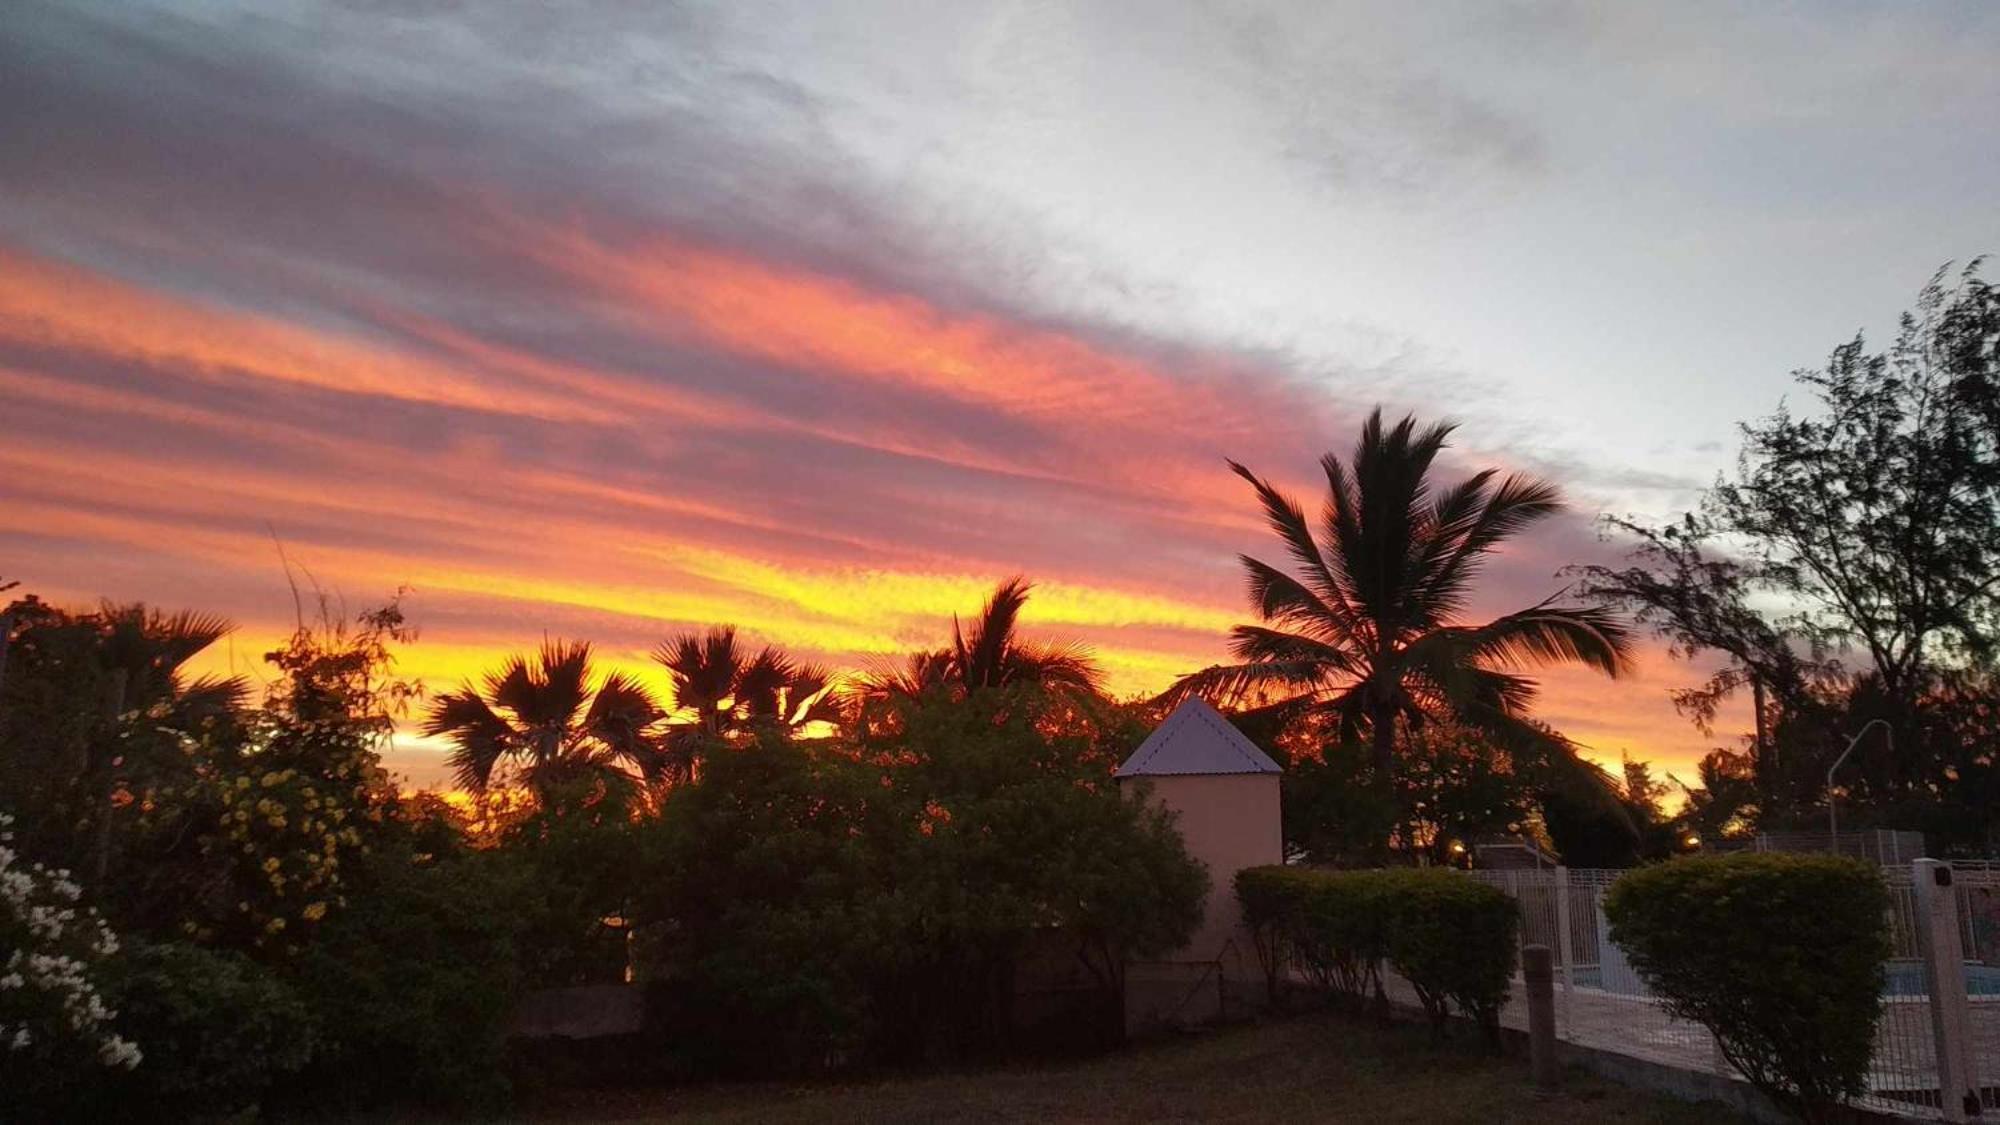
[1604,853,1890,1123]
[0,812,141,1121]
[275,848,523,1113]
[1237,867,1311,1003]
[1376,869,1516,1040]
[94,942,311,1120]
[1236,866,1513,1036]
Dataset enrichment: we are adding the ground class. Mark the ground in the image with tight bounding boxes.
[519,1011,1748,1124]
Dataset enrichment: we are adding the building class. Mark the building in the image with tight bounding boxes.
[1115,697,1283,1032]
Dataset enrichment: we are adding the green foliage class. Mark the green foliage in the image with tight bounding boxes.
[1375,869,1516,1040]
[277,841,524,1113]
[484,804,644,988]
[1237,866,1514,1040]
[1603,854,1890,1121]
[639,729,901,1071]
[639,691,1205,1073]
[94,942,311,1121]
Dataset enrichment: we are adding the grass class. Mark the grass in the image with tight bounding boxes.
[517,1011,1748,1124]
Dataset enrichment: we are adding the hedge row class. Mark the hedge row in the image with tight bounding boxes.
[1235,866,1517,1038]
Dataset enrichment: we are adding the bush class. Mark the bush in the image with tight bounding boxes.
[1376,869,1515,1040]
[1237,867,1386,1008]
[94,942,311,1120]
[1236,866,1514,1038]
[275,848,523,1114]
[0,812,142,1122]
[1604,853,1890,1123]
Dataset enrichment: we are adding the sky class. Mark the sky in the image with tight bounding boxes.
[3,1,1997,787]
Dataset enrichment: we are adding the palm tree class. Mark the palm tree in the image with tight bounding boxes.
[51,603,250,883]
[92,603,250,723]
[855,576,1102,705]
[423,641,664,799]
[1162,410,1632,785]
[653,626,840,775]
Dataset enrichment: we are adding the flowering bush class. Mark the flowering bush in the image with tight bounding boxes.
[0,811,141,1094]
[189,751,377,951]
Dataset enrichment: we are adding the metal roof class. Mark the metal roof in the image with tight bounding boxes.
[1114,697,1282,778]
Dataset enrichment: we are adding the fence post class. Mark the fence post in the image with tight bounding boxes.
[1554,866,1574,1037]
[1915,859,1981,1122]
[1524,944,1558,1088]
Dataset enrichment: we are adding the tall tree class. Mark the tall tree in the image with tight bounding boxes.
[653,626,840,778]
[422,641,663,803]
[1162,410,1632,791]
[1578,262,2000,813]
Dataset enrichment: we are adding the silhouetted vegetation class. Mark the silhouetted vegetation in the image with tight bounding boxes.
[1578,262,2000,851]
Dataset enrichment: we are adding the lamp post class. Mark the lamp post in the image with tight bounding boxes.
[1827,718,1891,855]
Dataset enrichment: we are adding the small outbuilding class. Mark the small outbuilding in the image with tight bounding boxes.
[1116,697,1282,1032]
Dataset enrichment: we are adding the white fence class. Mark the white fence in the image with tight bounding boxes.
[1473,863,2000,1121]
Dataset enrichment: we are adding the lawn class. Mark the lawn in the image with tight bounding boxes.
[520,1011,1747,1124]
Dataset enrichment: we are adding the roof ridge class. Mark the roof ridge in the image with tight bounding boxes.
[1115,698,1281,777]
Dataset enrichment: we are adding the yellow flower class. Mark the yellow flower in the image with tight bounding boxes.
[268,816,288,829]
[262,857,281,873]
[264,917,286,934]
[261,771,282,788]
[302,901,328,922]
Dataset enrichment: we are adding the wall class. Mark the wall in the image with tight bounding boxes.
[1120,772,1282,1031]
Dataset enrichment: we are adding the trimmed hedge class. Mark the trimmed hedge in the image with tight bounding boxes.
[1237,866,1516,1039]
[1603,853,1890,1123]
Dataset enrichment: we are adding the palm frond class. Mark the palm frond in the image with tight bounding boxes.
[1240,556,1365,645]
[171,674,251,723]
[1155,658,1332,711]
[1420,473,1564,612]
[584,671,662,758]
[1457,601,1634,678]
[1006,639,1103,693]
[1225,625,1358,676]
[424,687,518,791]
[1229,461,1347,606]
[961,576,1032,689]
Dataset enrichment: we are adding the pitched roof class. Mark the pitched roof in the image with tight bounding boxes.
[1115,697,1282,778]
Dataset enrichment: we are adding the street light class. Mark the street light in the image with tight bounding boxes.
[1827,718,1892,855]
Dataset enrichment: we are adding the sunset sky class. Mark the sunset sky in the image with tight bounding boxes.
[5,2,1998,787]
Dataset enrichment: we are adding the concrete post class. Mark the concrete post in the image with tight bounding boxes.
[1524,944,1558,1089]
[1914,859,1981,1122]
[1554,866,1575,1036]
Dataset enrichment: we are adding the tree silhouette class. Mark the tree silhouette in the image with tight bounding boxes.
[423,640,663,801]
[854,576,1100,707]
[654,626,840,779]
[1163,410,1631,788]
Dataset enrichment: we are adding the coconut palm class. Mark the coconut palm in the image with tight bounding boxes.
[653,626,840,776]
[855,576,1101,705]
[1161,410,1633,783]
[422,640,664,799]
